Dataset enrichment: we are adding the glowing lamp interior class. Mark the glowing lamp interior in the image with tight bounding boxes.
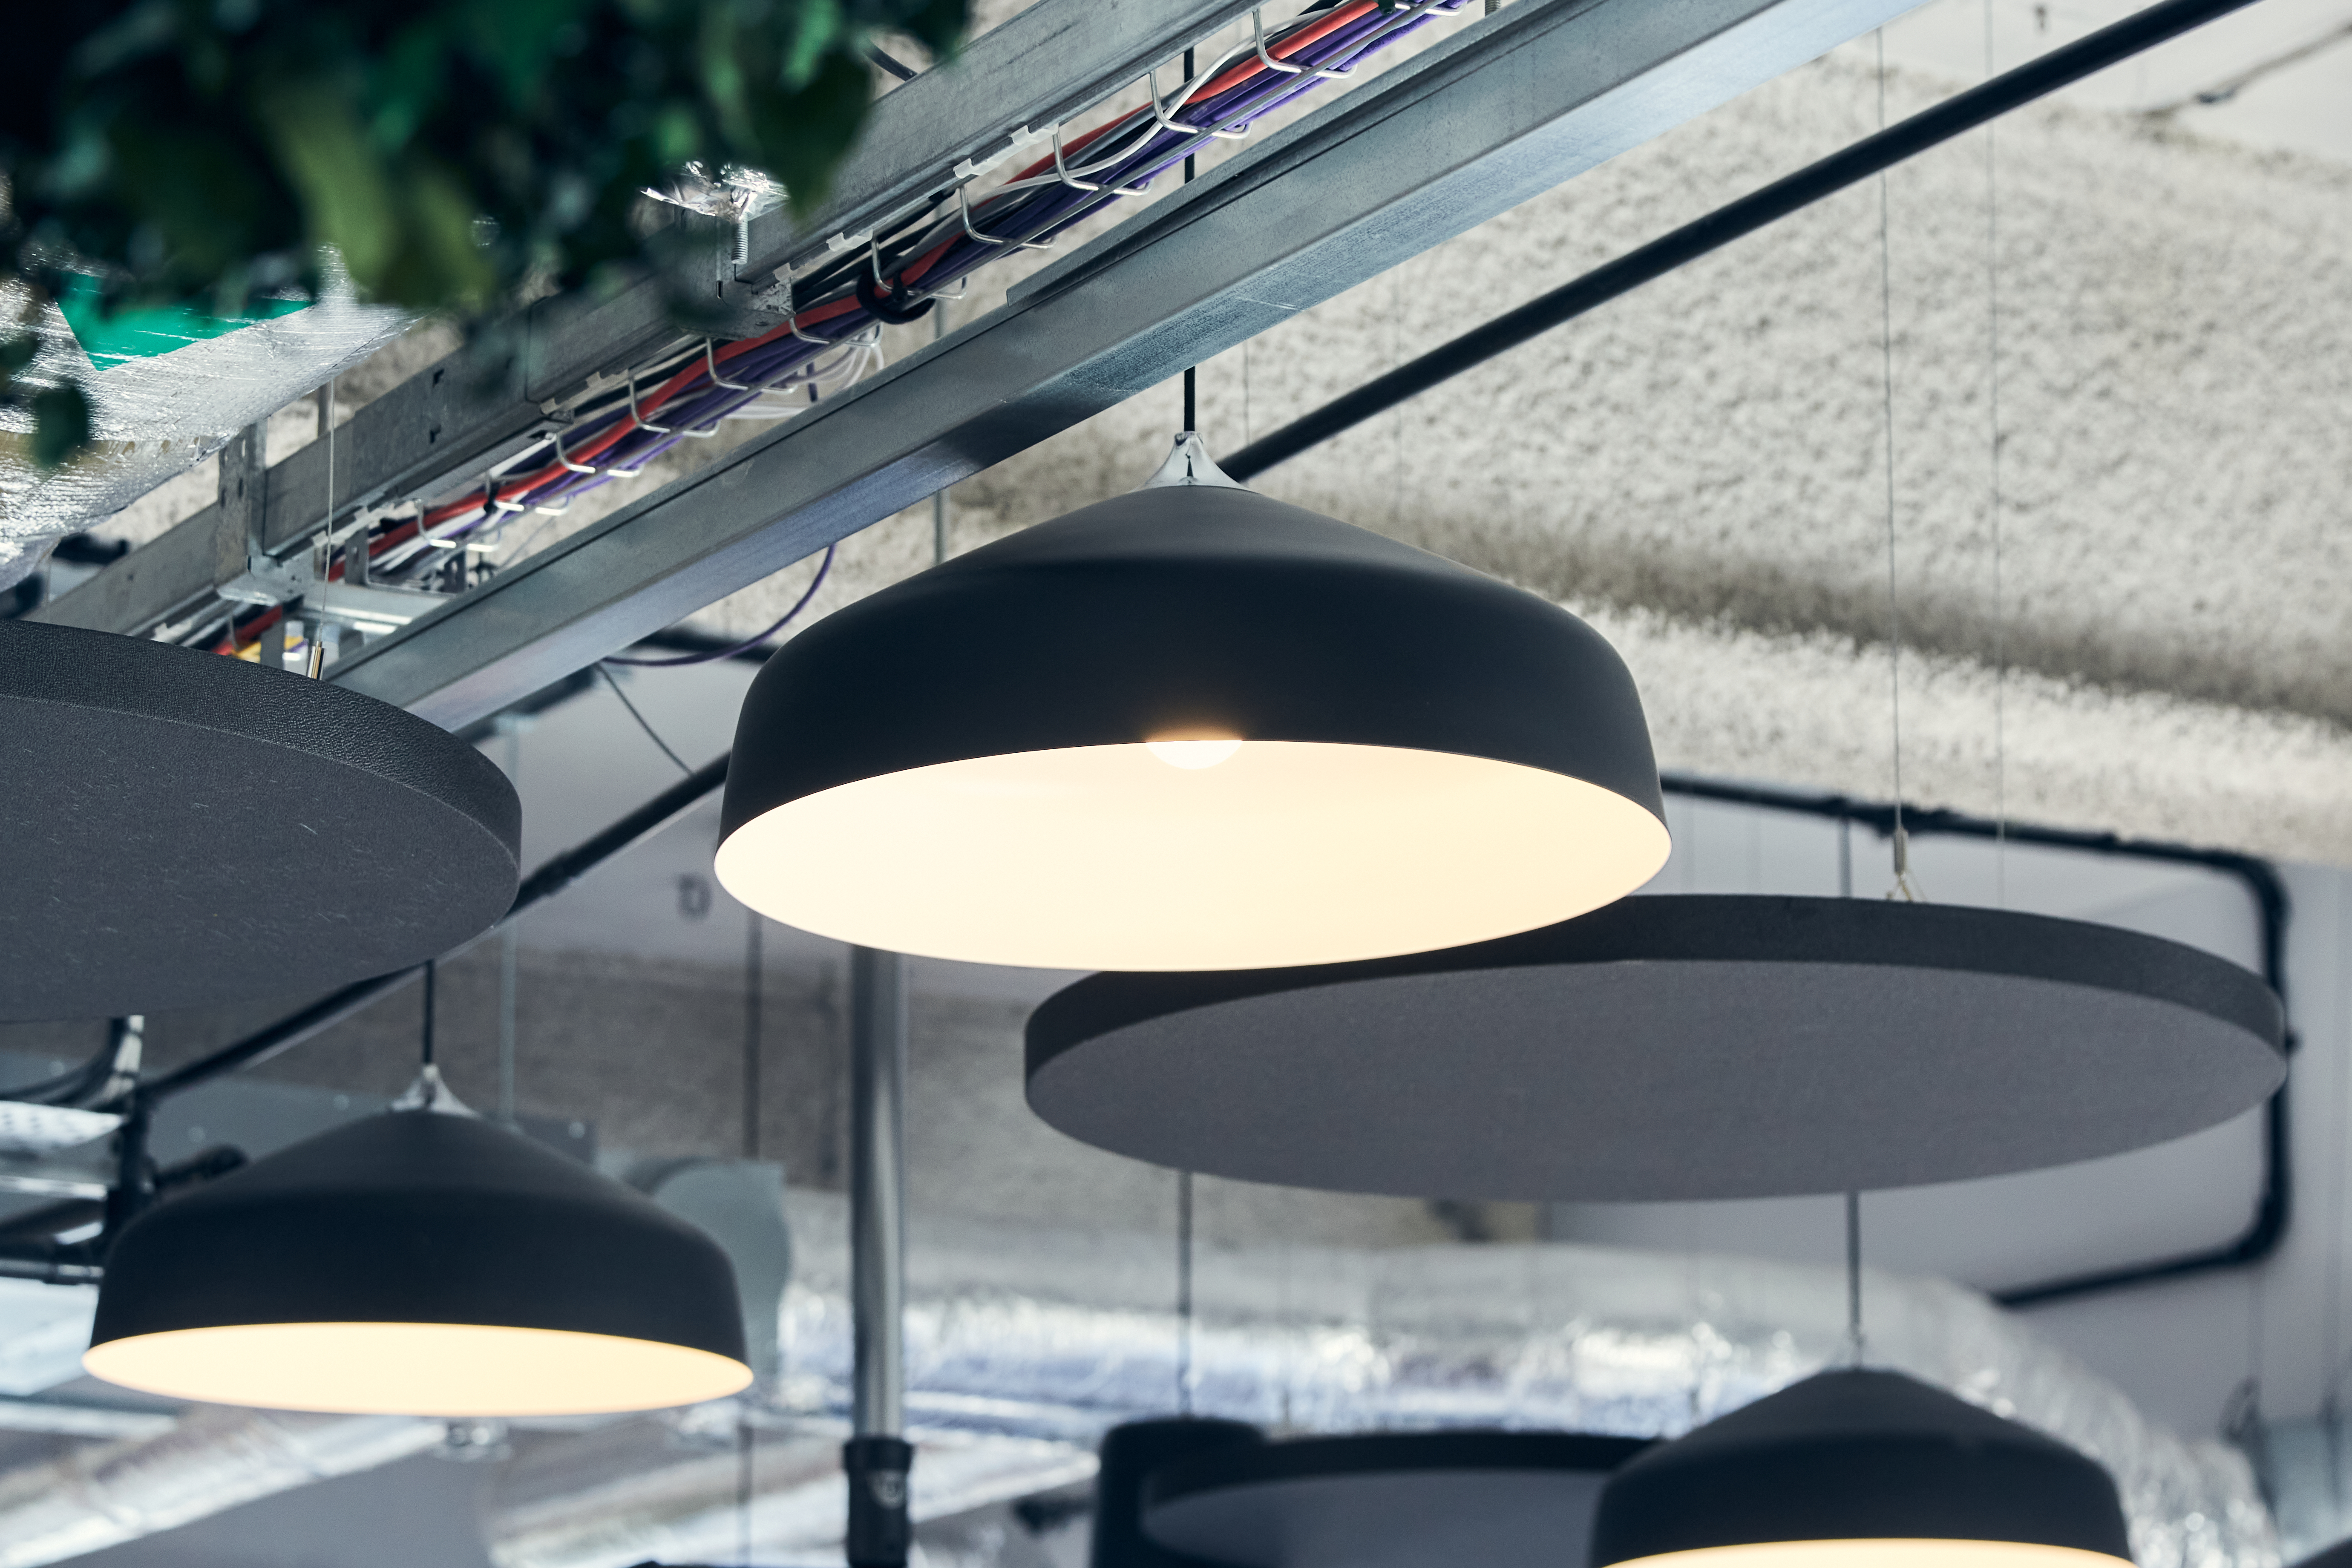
[84,1321,753,1417]
[1146,731,1244,770]
[1608,1543,2132,1568]
[717,739,1669,971]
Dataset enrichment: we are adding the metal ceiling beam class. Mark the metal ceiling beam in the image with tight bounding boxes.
[327,0,1918,732]
[31,0,1251,640]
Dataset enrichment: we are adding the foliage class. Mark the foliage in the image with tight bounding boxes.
[0,0,967,466]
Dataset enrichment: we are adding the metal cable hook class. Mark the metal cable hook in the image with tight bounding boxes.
[1147,65,1252,141]
[1251,9,1353,80]
[704,339,754,392]
[625,369,676,434]
[956,183,1057,252]
[1050,123,1151,195]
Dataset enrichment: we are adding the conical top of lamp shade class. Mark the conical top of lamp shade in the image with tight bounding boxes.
[1091,1416,1264,1568]
[85,1111,751,1416]
[717,457,1667,970]
[1591,1370,2132,1568]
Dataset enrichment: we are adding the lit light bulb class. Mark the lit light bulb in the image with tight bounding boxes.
[1146,731,1244,770]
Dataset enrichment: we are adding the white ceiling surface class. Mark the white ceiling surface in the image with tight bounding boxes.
[652,0,2352,873]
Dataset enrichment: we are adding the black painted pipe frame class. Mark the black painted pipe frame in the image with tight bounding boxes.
[1221,0,2263,481]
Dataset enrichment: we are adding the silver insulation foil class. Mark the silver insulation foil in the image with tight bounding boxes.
[0,1192,2274,1568]
[485,1193,2275,1568]
[0,273,411,590]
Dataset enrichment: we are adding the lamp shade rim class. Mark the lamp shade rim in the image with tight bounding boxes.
[88,1111,749,1412]
[1590,1371,2133,1567]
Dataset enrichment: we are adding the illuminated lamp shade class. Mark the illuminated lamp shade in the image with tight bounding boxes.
[1590,1370,2134,1568]
[84,1108,751,1417]
[716,436,1668,970]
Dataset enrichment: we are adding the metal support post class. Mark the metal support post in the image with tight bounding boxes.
[846,946,911,1568]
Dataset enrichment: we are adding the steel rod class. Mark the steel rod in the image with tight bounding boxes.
[846,946,911,1568]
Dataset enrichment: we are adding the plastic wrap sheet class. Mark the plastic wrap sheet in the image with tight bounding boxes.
[0,273,412,591]
[766,1194,2277,1568]
[0,1405,442,1567]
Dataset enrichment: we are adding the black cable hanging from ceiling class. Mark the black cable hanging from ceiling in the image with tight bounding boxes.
[1219,0,2263,482]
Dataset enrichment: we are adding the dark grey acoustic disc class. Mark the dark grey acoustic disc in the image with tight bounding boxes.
[1,619,520,1020]
[1026,895,2286,1200]
[1143,1431,1649,1568]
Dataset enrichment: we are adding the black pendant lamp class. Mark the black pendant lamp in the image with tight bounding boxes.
[85,1084,751,1416]
[716,436,1667,971]
[1092,1416,1265,1568]
[1027,894,2285,1200]
[1144,1430,1651,1568]
[1590,1370,2133,1568]
[0,618,519,1020]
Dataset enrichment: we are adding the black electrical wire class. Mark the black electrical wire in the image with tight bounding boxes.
[1658,772,2293,1310]
[599,663,694,774]
[143,752,731,1102]
[1221,0,2263,481]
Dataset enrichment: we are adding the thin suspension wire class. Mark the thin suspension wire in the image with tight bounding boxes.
[2323,878,2352,1434]
[498,718,521,1122]
[420,959,437,1069]
[745,914,763,1161]
[1182,45,1198,436]
[1844,1190,1865,1365]
[1874,29,1914,900]
[1177,1169,1196,1415]
[1984,0,2009,909]
[599,664,692,774]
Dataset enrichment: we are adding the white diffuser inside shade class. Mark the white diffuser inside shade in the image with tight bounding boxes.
[714,739,1670,972]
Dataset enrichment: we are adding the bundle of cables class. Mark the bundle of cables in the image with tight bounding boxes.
[213,0,1469,659]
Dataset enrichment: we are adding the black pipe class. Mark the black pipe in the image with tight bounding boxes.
[1222,0,2260,481]
[143,753,731,1103]
[1657,773,2293,1310]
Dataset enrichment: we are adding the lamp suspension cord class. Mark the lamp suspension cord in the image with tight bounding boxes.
[1177,1168,1196,1415]
[1844,1190,1866,1366]
[1984,0,2009,909]
[1875,29,1917,902]
[420,958,436,1069]
[1182,46,1198,437]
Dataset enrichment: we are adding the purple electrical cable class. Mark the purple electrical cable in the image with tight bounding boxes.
[392,0,1465,571]
[602,543,838,667]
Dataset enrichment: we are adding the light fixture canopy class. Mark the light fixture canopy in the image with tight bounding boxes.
[716,435,1667,972]
[86,1107,751,1416]
[1590,1369,2133,1568]
[1026,894,2285,1200]
[0,618,519,1021]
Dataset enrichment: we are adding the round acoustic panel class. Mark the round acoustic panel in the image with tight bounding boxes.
[1144,1431,1651,1568]
[1026,895,2286,1201]
[1,619,521,1021]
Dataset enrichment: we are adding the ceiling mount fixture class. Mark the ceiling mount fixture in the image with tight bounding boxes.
[1591,1369,2133,1568]
[0,619,519,1021]
[1144,1430,1652,1568]
[1027,894,2286,1200]
[717,434,1667,971]
[85,1073,752,1417]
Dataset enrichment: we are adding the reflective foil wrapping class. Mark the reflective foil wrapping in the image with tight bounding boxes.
[0,273,412,591]
[770,1195,2276,1568]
